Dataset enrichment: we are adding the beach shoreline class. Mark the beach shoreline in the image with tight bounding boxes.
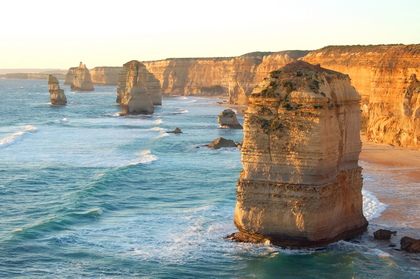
[360,135,420,180]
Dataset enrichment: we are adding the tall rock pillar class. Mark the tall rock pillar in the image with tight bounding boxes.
[232,61,368,248]
[117,60,160,115]
[48,75,67,105]
[70,62,94,91]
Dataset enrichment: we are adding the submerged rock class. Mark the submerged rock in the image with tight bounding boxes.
[218,109,243,129]
[233,61,368,248]
[206,137,237,149]
[48,75,67,105]
[373,229,397,240]
[70,62,94,91]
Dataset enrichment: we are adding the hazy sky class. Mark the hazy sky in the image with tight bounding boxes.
[1,0,419,69]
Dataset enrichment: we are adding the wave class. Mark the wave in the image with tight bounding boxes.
[12,207,105,240]
[149,127,169,138]
[0,126,37,148]
[362,189,388,221]
[175,107,189,114]
[129,150,158,166]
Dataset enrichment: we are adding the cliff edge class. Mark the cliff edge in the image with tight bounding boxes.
[303,44,420,149]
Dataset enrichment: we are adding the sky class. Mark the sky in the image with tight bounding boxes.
[1,0,419,70]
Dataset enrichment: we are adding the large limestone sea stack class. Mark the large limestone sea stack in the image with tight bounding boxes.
[48,75,67,105]
[69,62,94,92]
[232,61,368,248]
[117,60,162,115]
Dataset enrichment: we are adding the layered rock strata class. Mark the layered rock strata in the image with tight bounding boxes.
[69,62,94,91]
[90,67,122,85]
[117,60,161,115]
[141,51,309,100]
[233,61,368,248]
[48,75,67,105]
[218,109,243,129]
[303,44,420,149]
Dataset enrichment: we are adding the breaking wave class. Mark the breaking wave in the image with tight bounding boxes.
[362,189,388,221]
[0,126,37,148]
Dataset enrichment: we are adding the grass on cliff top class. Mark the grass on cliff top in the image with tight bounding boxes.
[317,44,420,55]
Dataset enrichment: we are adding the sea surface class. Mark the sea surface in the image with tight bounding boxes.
[0,78,419,278]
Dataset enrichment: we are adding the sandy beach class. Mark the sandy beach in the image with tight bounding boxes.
[360,135,420,180]
[360,135,420,247]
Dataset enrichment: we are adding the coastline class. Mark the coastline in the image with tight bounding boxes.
[360,135,420,180]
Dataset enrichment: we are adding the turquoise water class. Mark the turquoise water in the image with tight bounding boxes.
[0,79,418,278]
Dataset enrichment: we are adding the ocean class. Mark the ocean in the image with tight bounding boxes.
[0,78,418,278]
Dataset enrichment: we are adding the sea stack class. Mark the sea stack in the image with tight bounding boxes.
[70,62,94,91]
[48,75,67,105]
[218,109,243,129]
[117,60,158,115]
[232,61,368,248]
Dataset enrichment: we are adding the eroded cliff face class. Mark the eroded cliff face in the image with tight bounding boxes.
[233,61,368,248]
[141,51,309,99]
[229,51,310,104]
[143,58,233,95]
[69,62,94,92]
[303,44,420,149]
[90,67,122,85]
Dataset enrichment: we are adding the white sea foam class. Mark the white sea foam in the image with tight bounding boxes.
[154,119,163,125]
[0,126,37,148]
[362,189,388,221]
[132,150,158,165]
[150,127,169,138]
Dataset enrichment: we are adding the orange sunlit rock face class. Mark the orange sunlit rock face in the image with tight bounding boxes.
[232,61,368,248]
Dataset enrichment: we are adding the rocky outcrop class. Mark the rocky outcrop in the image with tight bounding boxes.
[69,62,94,91]
[400,236,420,253]
[232,61,368,248]
[206,137,237,149]
[218,109,243,129]
[303,44,420,149]
[373,229,397,240]
[117,60,160,115]
[167,127,183,134]
[90,67,122,85]
[48,75,67,105]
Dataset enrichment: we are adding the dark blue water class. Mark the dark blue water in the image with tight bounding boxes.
[0,79,418,278]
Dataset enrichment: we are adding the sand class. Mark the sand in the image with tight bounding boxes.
[360,135,420,180]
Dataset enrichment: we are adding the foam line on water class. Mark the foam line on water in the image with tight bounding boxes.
[0,126,37,148]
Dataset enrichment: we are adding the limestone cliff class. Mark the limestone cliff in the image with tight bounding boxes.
[303,44,420,149]
[143,57,233,95]
[69,62,94,91]
[117,60,160,115]
[229,51,310,104]
[90,67,122,85]
[141,51,309,100]
[233,61,368,248]
[48,75,67,105]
